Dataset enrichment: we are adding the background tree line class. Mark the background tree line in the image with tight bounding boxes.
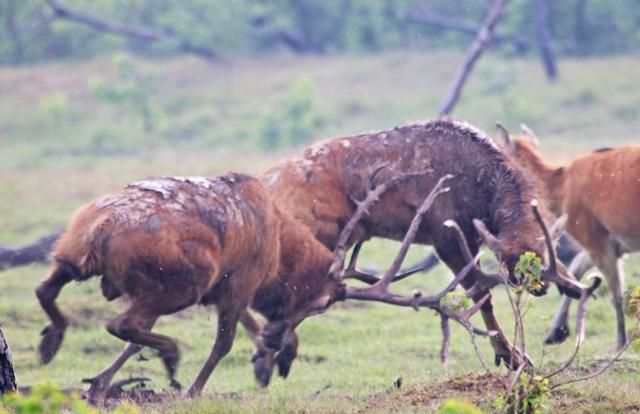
[1,0,639,65]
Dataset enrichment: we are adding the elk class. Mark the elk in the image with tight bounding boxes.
[497,124,640,349]
[260,118,601,369]
[35,173,349,400]
[35,169,503,399]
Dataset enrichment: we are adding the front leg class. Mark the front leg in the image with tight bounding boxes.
[436,241,526,370]
[475,291,529,369]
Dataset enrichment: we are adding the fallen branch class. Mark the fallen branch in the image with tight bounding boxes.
[42,0,222,61]
[0,231,61,271]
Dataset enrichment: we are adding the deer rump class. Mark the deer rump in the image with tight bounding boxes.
[37,174,283,398]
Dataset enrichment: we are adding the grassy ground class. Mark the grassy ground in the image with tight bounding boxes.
[1,51,639,413]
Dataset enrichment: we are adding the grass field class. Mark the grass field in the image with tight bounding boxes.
[1,50,639,413]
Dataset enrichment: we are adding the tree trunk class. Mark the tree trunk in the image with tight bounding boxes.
[4,0,24,64]
[0,327,17,394]
[532,0,558,80]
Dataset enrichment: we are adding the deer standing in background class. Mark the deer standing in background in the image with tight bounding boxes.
[260,118,599,369]
[498,124,640,349]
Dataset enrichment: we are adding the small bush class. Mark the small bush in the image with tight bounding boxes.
[258,77,323,151]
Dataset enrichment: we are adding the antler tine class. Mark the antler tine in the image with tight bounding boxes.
[328,166,433,280]
[347,240,363,270]
[377,174,453,287]
[444,219,505,296]
[345,251,494,336]
[530,199,557,273]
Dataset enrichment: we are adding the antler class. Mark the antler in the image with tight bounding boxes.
[443,219,506,297]
[341,175,494,337]
[530,199,601,345]
[328,165,433,280]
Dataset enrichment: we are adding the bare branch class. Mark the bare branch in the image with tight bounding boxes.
[42,0,221,61]
[406,9,529,53]
[439,0,509,116]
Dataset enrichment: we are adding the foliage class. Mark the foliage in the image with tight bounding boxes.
[441,289,472,311]
[2,0,640,64]
[2,382,98,414]
[259,77,322,150]
[439,398,486,414]
[514,251,543,295]
[89,53,161,134]
[0,381,140,414]
[623,284,640,319]
[495,373,550,414]
[38,92,69,129]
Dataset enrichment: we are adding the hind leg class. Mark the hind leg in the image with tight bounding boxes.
[84,330,152,402]
[545,250,593,344]
[106,293,197,391]
[35,262,75,364]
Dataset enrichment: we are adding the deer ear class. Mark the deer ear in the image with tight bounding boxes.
[496,123,515,151]
[520,123,540,147]
[473,219,504,255]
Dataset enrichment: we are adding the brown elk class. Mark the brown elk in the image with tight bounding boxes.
[260,118,601,369]
[35,173,350,400]
[497,124,640,349]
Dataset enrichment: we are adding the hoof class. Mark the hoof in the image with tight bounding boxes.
[544,325,570,345]
[253,354,274,388]
[494,349,533,371]
[82,376,108,403]
[276,348,296,379]
[170,379,182,391]
[39,324,65,364]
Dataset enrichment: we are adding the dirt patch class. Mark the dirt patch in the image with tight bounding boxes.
[365,372,507,412]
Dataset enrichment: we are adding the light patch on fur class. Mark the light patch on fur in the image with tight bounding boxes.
[262,171,281,189]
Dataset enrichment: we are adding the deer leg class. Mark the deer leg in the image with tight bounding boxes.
[252,319,288,388]
[436,241,526,370]
[592,248,626,349]
[252,323,299,387]
[84,342,145,402]
[185,305,243,397]
[241,310,280,387]
[84,317,157,402]
[36,262,75,364]
[545,250,593,344]
[106,303,188,391]
[276,329,299,379]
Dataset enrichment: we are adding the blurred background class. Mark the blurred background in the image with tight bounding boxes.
[0,2,640,411]
[1,0,639,244]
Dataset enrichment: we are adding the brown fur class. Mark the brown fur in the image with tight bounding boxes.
[261,118,573,368]
[502,131,640,348]
[35,173,342,398]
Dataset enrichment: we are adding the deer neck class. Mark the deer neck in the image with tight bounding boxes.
[518,149,566,217]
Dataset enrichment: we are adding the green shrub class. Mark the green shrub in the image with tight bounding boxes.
[258,77,322,151]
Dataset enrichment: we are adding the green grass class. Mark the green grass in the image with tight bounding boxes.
[1,51,640,413]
